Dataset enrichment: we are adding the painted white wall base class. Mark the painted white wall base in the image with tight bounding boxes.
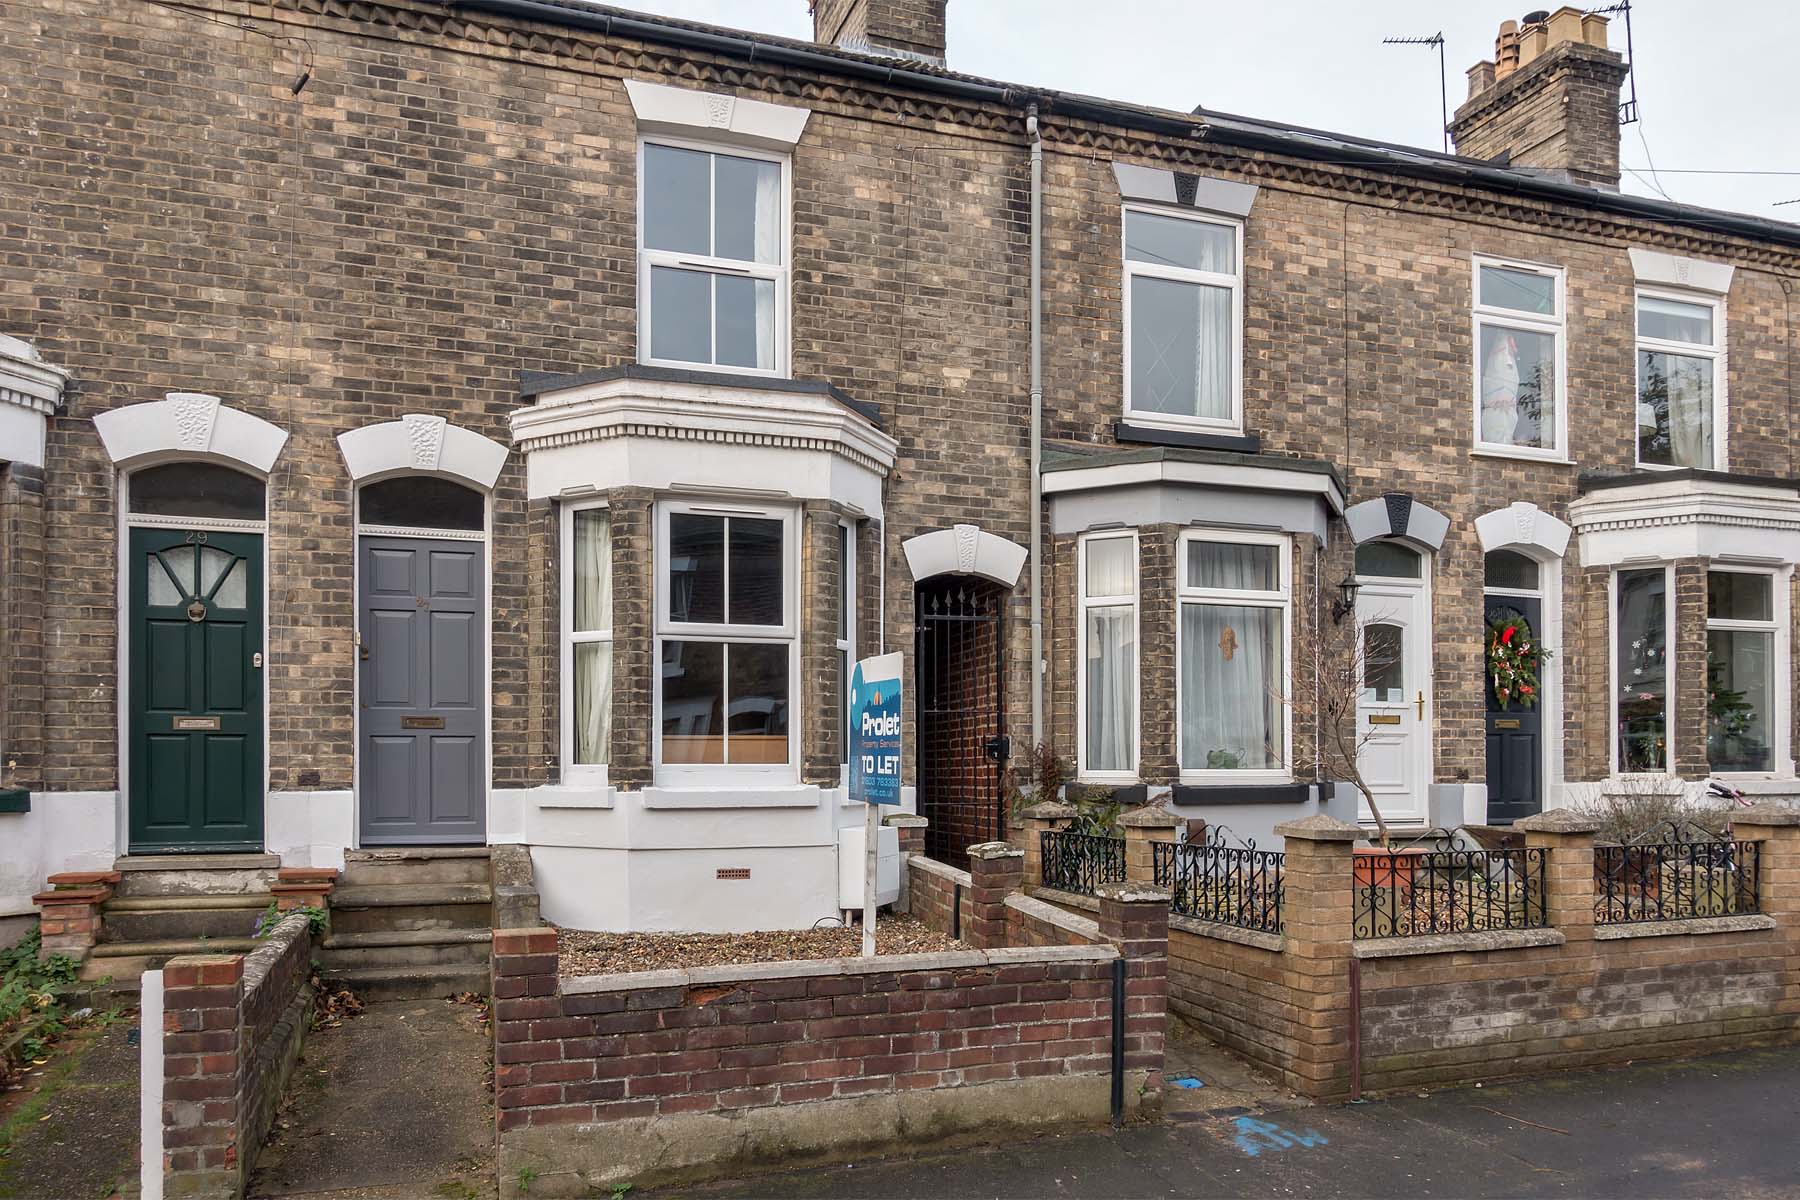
[0,791,119,918]
[534,843,844,933]
[264,790,354,870]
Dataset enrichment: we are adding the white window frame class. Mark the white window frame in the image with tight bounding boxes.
[653,498,800,784]
[836,519,856,773]
[636,135,792,378]
[560,501,612,780]
[1704,565,1791,779]
[1175,527,1292,782]
[1609,563,1676,777]
[1634,286,1727,471]
[1076,530,1140,783]
[1122,203,1245,435]
[1472,255,1568,462]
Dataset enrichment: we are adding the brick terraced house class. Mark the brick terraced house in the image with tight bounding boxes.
[3,0,1799,949]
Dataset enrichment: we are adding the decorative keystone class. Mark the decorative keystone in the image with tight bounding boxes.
[1515,808,1603,834]
[882,814,928,828]
[967,841,1024,860]
[1274,813,1362,841]
[1020,801,1077,820]
[1117,805,1183,830]
[1095,883,1172,904]
[1731,804,1800,828]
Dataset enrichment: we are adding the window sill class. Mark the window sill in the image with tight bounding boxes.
[642,784,821,810]
[1114,420,1260,453]
[638,354,787,381]
[1172,781,1308,807]
[1469,448,1574,466]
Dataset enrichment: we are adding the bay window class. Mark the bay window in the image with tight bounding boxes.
[1707,569,1778,774]
[1079,532,1138,780]
[1178,531,1290,776]
[562,505,612,773]
[1123,206,1243,432]
[639,139,787,374]
[657,501,796,778]
[1637,290,1723,469]
[1613,566,1671,773]
[1473,257,1565,458]
[837,521,855,770]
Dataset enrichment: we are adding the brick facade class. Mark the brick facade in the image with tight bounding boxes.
[4,0,1800,926]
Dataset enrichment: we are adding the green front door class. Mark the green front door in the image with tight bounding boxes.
[128,528,264,852]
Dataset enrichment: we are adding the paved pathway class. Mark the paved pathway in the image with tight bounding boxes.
[249,999,493,1200]
[0,1020,137,1200]
[687,1046,1800,1199]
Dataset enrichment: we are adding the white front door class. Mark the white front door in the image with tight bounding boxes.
[1354,583,1431,827]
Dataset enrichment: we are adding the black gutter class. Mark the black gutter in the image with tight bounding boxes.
[444,0,1206,140]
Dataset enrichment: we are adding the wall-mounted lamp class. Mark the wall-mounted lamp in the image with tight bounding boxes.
[1330,575,1361,625]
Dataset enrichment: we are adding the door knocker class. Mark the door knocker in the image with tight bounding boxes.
[187,598,207,623]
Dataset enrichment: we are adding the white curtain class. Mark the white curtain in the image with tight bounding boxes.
[1085,606,1134,772]
[1667,355,1714,468]
[753,165,780,371]
[1181,603,1282,771]
[1193,283,1231,420]
[573,511,612,765]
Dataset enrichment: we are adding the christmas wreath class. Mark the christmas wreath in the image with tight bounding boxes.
[1487,611,1548,711]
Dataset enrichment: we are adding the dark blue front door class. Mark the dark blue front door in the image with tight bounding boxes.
[1484,594,1543,825]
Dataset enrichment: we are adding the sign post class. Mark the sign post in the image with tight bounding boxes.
[847,652,903,957]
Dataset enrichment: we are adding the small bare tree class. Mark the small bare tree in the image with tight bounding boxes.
[1285,606,1401,846]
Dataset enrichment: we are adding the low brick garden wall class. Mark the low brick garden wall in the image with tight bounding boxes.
[160,911,315,1199]
[490,836,1168,1195]
[1148,807,1800,1100]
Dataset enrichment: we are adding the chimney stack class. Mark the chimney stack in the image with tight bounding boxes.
[1450,7,1629,190]
[809,0,948,66]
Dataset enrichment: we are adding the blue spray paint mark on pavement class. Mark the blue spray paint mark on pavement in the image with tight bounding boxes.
[1232,1116,1329,1157]
[1170,1076,1205,1090]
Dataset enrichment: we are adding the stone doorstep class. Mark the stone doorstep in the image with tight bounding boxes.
[113,853,279,872]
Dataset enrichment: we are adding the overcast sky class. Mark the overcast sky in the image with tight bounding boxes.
[607,1,1799,222]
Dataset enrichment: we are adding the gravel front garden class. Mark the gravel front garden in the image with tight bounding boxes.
[557,914,960,976]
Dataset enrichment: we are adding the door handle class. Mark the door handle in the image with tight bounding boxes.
[1415,691,1425,719]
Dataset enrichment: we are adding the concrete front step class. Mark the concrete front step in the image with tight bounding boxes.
[320,963,489,1003]
[327,883,493,936]
[340,846,491,887]
[80,936,262,985]
[101,894,272,943]
[112,854,280,898]
[318,928,492,971]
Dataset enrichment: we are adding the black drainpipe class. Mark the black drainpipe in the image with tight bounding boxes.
[951,881,962,940]
[1109,957,1126,1127]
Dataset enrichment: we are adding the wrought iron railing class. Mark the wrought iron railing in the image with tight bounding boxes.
[1152,838,1284,935]
[1039,830,1125,896]
[1594,836,1760,925]
[1355,847,1547,939]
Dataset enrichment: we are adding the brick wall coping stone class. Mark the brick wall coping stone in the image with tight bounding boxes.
[1095,883,1174,904]
[1028,886,1101,915]
[1117,806,1183,829]
[1353,928,1566,959]
[1020,801,1077,820]
[558,942,1120,996]
[1169,913,1285,953]
[1515,808,1604,834]
[1275,813,1362,841]
[242,914,309,990]
[1592,913,1777,940]
[1732,805,1800,827]
[882,813,928,828]
[1005,892,1102,941]
[967,841,1023,860]
[908,855,973,886]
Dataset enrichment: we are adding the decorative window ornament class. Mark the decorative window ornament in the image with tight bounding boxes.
[1217,625,1238,661]
[1487,610,1549,710]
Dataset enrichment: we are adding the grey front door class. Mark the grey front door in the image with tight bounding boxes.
[358,535,486,844]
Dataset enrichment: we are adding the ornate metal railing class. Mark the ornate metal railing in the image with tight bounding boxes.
[1355,847,1547,939]
[1039,830,1126,896]
[1594,836,1760,925]
[1152,836,1284,935]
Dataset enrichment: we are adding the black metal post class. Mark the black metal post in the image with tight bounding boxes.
[1109,957,1125,1127]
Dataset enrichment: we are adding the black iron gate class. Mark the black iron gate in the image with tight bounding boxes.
[914,578,1008,867]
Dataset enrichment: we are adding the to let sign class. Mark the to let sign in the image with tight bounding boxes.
[848,652,903,806]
